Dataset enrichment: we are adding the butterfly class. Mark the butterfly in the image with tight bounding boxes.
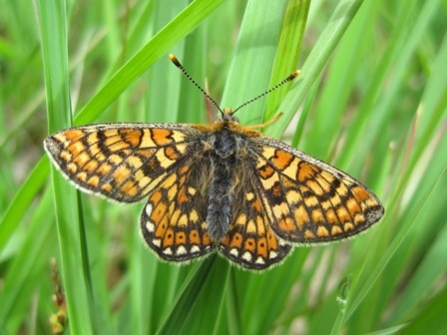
[44,54,384,271]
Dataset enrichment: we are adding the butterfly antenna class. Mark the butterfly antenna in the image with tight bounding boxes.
[169,54,224,115]
[232,70,301,114]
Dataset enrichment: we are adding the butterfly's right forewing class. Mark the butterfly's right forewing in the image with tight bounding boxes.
[249,136,384,244]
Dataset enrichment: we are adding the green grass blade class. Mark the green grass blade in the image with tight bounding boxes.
[155,256,230,335]
[36,1,94,333]
[266,0,365,138]
[399,284,447,335]
[392,217,447,322]
[0,159,49,251]
[0,189,56,334]
[221,0,289,123]
[74,0,224,126]
[264,0,310,121]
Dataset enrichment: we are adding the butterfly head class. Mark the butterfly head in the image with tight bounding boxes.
[218,108,240,124]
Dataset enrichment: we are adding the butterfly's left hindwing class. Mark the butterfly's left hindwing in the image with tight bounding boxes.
[44,123,202,203]
[140,149,215,262]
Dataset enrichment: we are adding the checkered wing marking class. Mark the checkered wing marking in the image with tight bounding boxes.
[252,137,384,244]
[44,123,200,203]
[219,173,292,270]
[140,155,214,262]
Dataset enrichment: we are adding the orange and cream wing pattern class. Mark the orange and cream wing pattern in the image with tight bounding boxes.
[43,123,200,203]
[140,154,214,261]
[218,176,292,269]
[252,137,384,244]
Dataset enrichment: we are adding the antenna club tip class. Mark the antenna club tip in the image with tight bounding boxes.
[289,70,301,80]
[169,54,181,67]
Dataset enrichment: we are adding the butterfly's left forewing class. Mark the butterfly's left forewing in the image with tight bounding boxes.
[44,123,201,203]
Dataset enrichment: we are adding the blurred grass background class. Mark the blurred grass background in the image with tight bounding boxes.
[1,0,447,334]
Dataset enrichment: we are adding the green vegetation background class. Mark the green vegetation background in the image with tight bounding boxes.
[1,0,447,334]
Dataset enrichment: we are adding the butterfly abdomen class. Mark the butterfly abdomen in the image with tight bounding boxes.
[206,127,243,241]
